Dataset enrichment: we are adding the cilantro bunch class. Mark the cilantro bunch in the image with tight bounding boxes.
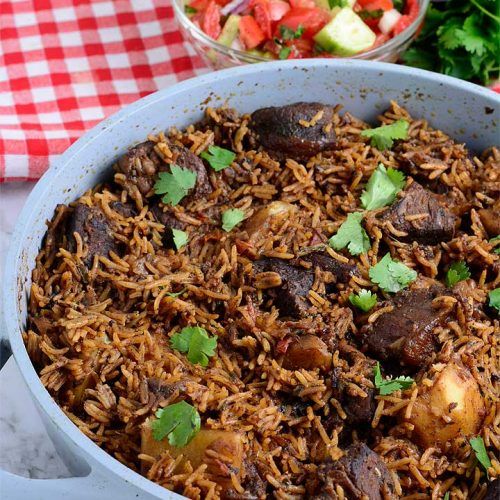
[403,1,500,85]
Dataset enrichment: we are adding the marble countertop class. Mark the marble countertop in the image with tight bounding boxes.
[0,183,70,480]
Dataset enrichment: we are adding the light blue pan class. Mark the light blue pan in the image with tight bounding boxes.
[1,60,499,499]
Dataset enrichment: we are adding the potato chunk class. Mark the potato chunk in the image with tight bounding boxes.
[245,201,296,239]
[283,335,332,371]
[408,362,485,448]
[141,423,244,478]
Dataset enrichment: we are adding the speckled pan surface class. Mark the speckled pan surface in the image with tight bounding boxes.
[2,60,499,499]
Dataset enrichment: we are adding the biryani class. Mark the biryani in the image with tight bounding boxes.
[25,101,499,499]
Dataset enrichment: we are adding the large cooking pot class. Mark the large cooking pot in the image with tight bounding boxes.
[1,60,499,499]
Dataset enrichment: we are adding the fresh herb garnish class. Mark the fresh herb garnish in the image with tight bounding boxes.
[403,2,500,85]
[154,165,197,206]
[172,228,188,250]
[488,288,500,312]
[279,25,304,40]
[329,212,370,256]
[374,362,414,395]
[489,235,500,254]
[185,5,197,14]
[201,145,235,172]
[171,326,218,367]
[349,289,377,312]
[360,119,410,150]
[151,401,201,446]
[445,261,471,287]
[470,436,492,475]
[392,0,403,12]
[359,9,384,20]
[361,164,406,211]
[444,492,450,500]
[328,0,349,8]
[166,289,186,298]
[369,253,417,293]
[279,46,291,59]
[221,208,245,232]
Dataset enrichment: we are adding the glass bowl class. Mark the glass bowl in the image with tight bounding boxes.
[173,0,430,69]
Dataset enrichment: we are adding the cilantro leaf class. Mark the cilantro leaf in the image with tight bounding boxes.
[222,208,245,232]
[360,119,409,150]
[329,212,371,256]
[328,0,349,7]
[166,289,186,298]
[369,253,417,293]
[489,235,500,254]
[172,228,188,250]
[360,164,406,211]
[488,288,500,312]
[185,5,197,14]
[470,436,492,474]
[201,145,235,172]
[349,289,377,312]
[374,362,414,395]
[446,261,471,287]
[279,47,291,59]
[171,326,218,367]
[154,165,197,206]
[444,493,450,500]
[279,25,304,40]
[359,9,384,20]
[392,0,403,12]
[151,401,201,447]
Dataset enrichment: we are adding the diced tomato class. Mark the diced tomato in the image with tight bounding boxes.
[239,15,266,48]
[214,0,232,5]
[252,0,272,38]
[373,33,390,47]
[392,15,411,34]
[268,0,290,21]
[278,7,330,38]
[289,0,316,9]
[188,0,210,11]
[357,0,393,11]
[404,0,418,16]
[393,0,419,34]
[289,36,314,57]
[201,0,221,39]
[362,14,382,30]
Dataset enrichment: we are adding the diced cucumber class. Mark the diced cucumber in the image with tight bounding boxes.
[246,49,274,59]
[314,0,355,10]
[217,15,241,47]
[314,8,376,56]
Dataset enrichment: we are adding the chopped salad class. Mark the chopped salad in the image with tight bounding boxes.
[184,0,420,59]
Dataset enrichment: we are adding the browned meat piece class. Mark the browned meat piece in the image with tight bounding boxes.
[147,378,185,401]
[306,443,396,500]
[150,203,187,248]
[478,200,500,237]
[484,479,499,500]
[110,201,137,218]
[282,334,332,371]
[116,140,212,200]
[362,287,447,370]
[297,249,358,283]
[381,182,457,244]
[225,462,267,499]
[254,258,314,318]
[67,204,117,265]
[250,102,336,161]
[331,343,377,425]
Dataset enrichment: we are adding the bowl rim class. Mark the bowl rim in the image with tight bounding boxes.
[173,0,431,63]
[3,59,498,497]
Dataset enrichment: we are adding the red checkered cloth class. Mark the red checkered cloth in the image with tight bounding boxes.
[0,0,209,182]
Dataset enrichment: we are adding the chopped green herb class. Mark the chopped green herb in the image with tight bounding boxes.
[154,165,197,206]
[443,492,450,500]
[184,5,197,14]
[445,261,471,287]
[328,0,349,7]
[361,164,406,211]
[470,436,492,474]
[172,228,188,250]
[392,0,403,11]
[488,288,500,312]
[222,208,245,232]
[151,401,201,446]
[279,24,304,40]
[201,145,235,172]
[349,289,377,312]
[279,46,291,59]
[166,289,186,298]
[489,235,500,254]
[374,362,414,395]
[171,326,218,367]
[359,9,384,20]
[329,212,370,256]
[360,119,410,150]
[369,253,417,293]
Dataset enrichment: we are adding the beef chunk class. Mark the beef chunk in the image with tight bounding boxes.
[110,201,137,218]
[478,200,500,237]
[282,334,332,371]
[297,250,357,283]
[484,479,499,500]
[250,102,336,161]
[381,182,457,244]
[116,140,212,201]
[362,287,447,370]
[254,258,314,318]
[150,203,187,248]
[147,378,185,400]
[306,443,396,500]
[67,204,117,265]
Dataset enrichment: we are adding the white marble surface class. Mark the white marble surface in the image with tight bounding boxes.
[0,183,70,480]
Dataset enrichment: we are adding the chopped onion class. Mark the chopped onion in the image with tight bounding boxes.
[378,9,402,35]
[221,0,249,16]
[230,38,245,51]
